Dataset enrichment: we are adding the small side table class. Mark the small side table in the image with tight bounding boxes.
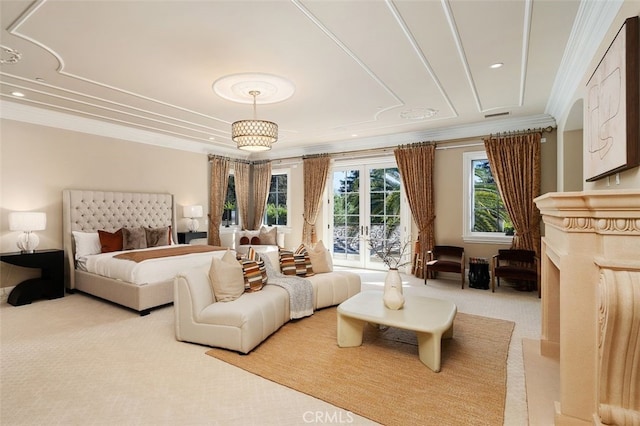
[1,249,65,306]
[468,257,490,290]
[177,231,207,244]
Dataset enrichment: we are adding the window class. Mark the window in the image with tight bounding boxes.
[264,170,289,226]
[223,174,238,226]
[462,151,513,243]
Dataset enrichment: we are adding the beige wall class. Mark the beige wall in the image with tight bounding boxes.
[430,131,557,262]
[1,118,560,291]
[1,119,209,288]
[563,129,584,191]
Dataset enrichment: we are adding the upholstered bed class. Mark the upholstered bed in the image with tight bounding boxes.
[62,189,219,315]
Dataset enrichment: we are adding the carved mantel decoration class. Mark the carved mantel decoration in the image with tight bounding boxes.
[534,189,640,426]
[597,269,640,425]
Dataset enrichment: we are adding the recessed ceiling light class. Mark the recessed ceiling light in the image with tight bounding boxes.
[208,136,215,140]
[351,134,358,137]
[11,91,25,97]
[490,63,504,69]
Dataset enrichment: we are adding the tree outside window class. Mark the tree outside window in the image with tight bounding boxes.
[472,159,512,234]
[265,173,287,226]
[462,151,513,243]
[224,174,237,226]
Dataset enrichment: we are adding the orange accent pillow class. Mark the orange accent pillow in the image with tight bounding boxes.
[98,229,123,253]
[240,236,250,245]
[250,236,261,245]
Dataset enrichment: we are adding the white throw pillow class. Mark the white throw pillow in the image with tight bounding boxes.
[72,231,101,260]
[208,249,245,302]
[306,240,333,273]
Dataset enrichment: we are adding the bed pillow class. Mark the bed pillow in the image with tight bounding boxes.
[306,240,332,273]
[72,231,101,259]
[98,229,123,253]
[259,226,277,245]
[209,249,245,302]
[122,227,148,250]
[145,226,170,247]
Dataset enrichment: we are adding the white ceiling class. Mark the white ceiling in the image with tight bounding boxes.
[0,0,624,159]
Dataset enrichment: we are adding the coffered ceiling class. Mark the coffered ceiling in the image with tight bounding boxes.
[0,0,626,158]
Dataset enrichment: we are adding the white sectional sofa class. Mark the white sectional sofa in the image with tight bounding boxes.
[174,249,361,353]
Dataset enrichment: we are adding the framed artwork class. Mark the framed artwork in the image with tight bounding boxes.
[585,16,639,182]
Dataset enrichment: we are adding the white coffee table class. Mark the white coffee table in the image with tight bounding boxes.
[337,290,457,372]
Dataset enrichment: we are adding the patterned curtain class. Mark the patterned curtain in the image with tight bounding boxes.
[483,132,541,256]
[234,161,250,230]
[251,161,272,230]
[394,143,436,278]
[208,155,230,246]
[302,154,330,245]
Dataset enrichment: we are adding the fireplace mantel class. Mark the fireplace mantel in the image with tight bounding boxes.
[534,190,640,425]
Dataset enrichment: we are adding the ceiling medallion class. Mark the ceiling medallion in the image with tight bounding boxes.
[213,73,295,104]
[0,46,22,65]
[400,107,439,120]
[214,73,293,151]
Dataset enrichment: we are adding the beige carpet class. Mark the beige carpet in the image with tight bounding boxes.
[207,306,515,426]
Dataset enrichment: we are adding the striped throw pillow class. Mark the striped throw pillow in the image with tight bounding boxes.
[239,247,267,292]
[294,244,315,277]
[279,249,297,276]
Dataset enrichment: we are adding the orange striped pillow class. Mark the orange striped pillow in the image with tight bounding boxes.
[239,247,267,292]
[279,249,297,276]
[294,244,315,277]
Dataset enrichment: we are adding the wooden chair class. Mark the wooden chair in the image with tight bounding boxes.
[491,249,540,297]
[411,238,424,278]
[425,245,465,289]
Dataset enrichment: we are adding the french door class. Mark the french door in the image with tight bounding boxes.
[329,161,409,271]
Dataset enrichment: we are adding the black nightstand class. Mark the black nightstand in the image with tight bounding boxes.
[1,249,65,306]
[177,231,207,244]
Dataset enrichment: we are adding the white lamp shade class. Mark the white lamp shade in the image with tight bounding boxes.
[183,205,203,219]
[9,212,47,231]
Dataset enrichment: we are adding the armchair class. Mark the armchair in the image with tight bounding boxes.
[491,249,540,297]
[425,245,465,289]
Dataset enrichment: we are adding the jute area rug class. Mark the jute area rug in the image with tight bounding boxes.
[206,307,514,426]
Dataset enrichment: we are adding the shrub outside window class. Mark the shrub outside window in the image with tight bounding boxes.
[265,171,288,226]
[223,174,238,227]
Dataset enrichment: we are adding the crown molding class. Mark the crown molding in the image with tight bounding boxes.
[545,0,624,120]
[2,99,556,161]
[257,113,557,160]
[0,100,241,157]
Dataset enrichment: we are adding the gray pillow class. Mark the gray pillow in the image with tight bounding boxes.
[259,226,277,245]
[145,226,170,247]
[122,227,147,250]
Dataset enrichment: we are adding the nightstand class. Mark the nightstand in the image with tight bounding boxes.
[1,249,64,306]
[177,231,207,244]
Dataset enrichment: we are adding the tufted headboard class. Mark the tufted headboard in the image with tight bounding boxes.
[62,189,176,289]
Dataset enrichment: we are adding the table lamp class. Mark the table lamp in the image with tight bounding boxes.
[9,211,47,253]
[183,205,203,232]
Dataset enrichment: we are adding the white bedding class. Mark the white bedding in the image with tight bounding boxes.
[78,245,225,286]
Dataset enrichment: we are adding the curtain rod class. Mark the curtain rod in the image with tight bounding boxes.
[489,126,554,138]
[218,126,555,163]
